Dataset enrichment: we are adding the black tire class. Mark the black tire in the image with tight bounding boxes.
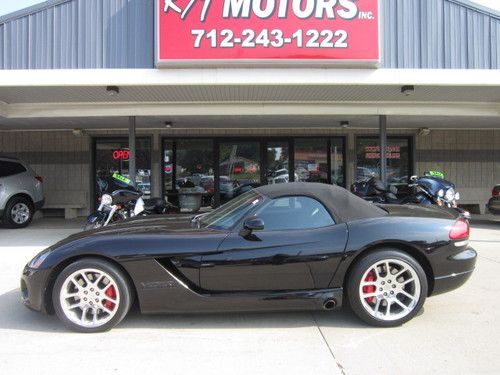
[3,196,34,228]
[52,258,132,333]
[346,249,428,328]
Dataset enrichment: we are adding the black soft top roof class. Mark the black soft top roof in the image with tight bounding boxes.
[0,155,20,161]
[256,182,386,223]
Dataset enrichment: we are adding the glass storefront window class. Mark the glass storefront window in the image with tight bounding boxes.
[294,139,328,184]
[162,137,346,207]
[331,138,345,187]
[94,138,151,200]
[266,142,290,184]
[162,139,214,207]
[356,137,412,193]
[176,139,214,188]
[219,142,260,203]
[163,140,174,192]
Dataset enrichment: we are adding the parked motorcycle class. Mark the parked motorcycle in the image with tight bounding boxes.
[352,171,470,219]
[351,177,401,204]
[85,173,178,230]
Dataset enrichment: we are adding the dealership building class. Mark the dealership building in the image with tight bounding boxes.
[0,0,499,217]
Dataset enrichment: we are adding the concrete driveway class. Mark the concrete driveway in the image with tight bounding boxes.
[0,218,499,375]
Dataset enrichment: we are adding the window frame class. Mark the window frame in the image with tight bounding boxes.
[243,194,336,232]
[161,136,347,207]
[91,136,153,208]
[0,160,27,178]
[354,135,414,185]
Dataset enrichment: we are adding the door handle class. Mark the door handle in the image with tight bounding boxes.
[200,262,215,268]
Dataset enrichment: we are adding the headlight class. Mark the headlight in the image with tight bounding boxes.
[437,189,445,198]
[28,250,51,269]
[101,194,113,206]
[455,192,460,200]
[445,188,455,201]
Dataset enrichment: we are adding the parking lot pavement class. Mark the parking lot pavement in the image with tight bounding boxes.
[0,218,499,375]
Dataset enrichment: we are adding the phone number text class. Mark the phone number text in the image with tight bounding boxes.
[191,28,349,49]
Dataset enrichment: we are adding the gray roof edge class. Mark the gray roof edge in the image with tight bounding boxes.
[0,0,72,24]
[447,0,500,19]
[0,0,498,25]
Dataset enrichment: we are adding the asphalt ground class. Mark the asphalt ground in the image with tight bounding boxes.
[0,217,499,375]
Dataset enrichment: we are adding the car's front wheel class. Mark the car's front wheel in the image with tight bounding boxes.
[346,249,428,327]
[3,196,34,228]
[52,258,132,333]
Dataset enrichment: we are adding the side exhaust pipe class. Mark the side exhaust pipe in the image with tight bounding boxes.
[323,299,337,310]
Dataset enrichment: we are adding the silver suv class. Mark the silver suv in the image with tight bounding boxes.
[0,156,44,228]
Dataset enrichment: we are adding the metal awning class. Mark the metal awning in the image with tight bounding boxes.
[0,68,499,124]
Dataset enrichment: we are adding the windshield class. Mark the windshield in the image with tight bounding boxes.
[199,190,264,230]
[97,173,138,195]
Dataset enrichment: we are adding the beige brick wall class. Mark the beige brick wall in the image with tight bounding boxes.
[1,127,498,215]
[415,129,500,209]
[0,130,90,215]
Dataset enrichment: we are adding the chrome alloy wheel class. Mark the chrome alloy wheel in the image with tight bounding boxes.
[359,259,421,322]
[11,203,30,224]
[59,268,121,328]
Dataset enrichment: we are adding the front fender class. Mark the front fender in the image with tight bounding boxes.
[87,211,107,225]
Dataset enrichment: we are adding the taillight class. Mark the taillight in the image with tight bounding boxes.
[449,219,469,240]
[34,176,43,183]
[493,188,500,197]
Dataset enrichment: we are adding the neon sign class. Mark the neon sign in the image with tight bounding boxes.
[112,150,130,160]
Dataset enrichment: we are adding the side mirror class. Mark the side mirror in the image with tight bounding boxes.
[239,216,264,238]
[244,216,265,231]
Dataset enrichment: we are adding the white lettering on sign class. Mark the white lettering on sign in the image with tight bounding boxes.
[164,0,182,14]
[252,0,274,18]
[157,0,380,65]
[219,0,359,21]
[337,0,359,20]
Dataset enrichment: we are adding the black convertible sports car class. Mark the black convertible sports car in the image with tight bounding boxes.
[21,183,476,332]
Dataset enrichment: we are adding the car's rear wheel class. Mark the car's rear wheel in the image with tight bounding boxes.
[3,196,33,228]
[52,258,132,333]
[346,249,428,327]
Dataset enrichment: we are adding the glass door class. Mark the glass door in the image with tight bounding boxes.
[93,138,151,203]
[294,139,329,184]
[218,141,261,205]
[356,136,413,196]
[265,141,291,184]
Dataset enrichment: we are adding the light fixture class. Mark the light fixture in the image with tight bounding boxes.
[417,127,431,136]
[340,121,349,129]
[72,129,84,137]
[106,86,120,96]
[165,121,173,128]
[401,85,415,96]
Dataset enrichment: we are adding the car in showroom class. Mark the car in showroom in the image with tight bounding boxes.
[487,185,500,215]
[21,183,476,332]
[0,156,44,228]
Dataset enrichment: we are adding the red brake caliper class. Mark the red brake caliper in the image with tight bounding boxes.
[104,286,116,310]
[363,271,376,304]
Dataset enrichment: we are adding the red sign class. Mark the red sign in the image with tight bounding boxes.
[365,146,401,160]
[113,150,130,160]
[156,0,380,66]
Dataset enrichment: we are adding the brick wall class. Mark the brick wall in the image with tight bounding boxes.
[0,131,90,215]
[416,129,500,209]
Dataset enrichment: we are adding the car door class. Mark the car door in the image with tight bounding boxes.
[200,196,348,292]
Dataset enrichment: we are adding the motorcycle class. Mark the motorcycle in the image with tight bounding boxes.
[352,171,470,219]
[85,173,178,230]
[351,177,401,204]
